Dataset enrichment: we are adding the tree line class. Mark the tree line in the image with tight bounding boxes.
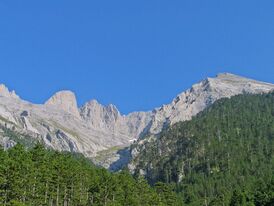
[0,144,181,206]
[131,92,274,205]
[1,92,274,205]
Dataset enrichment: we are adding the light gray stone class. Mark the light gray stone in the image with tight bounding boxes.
[0,73,273,169]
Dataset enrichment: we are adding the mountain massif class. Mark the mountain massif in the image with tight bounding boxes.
[129,92,274,205]
[0,73,274,169]
[1,73,274,205]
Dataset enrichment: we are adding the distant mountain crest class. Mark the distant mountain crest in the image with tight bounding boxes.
[216,72,241,78]
[0,73,273,170]
[45,90,80,117]
[0,84,19,99]
[148,73,274,134]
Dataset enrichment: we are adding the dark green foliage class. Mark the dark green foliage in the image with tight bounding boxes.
[1,92,274,205]
[0,144,180,206]
[132,92,274,205]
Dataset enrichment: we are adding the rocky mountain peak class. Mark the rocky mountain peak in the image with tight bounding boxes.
[80,100,121,125]
[106,104,120,117]
[45,90,80,117]
[86,99,100,106]
[148,73,274,134]
[80,99,103,114]
[0,84,19,99]
[0,73,274,170]
[216,72,240,78]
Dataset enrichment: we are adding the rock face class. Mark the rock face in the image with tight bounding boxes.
[0,73,273,169]
[0,84,19,99]
[80,100,152,141]
[0,87,152,162]
[45,91,80,118]
[148,73,274,134]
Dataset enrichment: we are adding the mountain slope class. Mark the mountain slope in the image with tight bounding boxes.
[148,73,274,134]
[0,88,150,159]
[0,73,273,168]
[129,92,274,205]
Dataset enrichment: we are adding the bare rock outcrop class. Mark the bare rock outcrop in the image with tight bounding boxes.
[0,73,273,170]
[0,84,19,99]
[148,73,274,134]
[45,90,80,118]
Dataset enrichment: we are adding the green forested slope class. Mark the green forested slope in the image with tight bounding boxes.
[1,92,274,206]
[0,144,180,206]
[131,92,274,205]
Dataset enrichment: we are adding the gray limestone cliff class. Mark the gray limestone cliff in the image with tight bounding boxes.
[45,90,80,118]
[0,73,273,170]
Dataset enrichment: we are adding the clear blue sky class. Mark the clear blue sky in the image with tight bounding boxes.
[0,0,274,114]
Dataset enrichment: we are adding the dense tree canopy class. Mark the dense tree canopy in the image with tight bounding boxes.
[1,92,274,205]
[132,92,274,205]
[0,144,180,206]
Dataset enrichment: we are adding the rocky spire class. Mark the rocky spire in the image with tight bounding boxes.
[45,90,80,117]
[80,100,121,129]
[0,84,19,99]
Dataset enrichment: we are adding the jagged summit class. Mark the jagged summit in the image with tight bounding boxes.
[0,84,19,99]
[45,90,80,117]
[80,99,121,119]
[215,72,274,86]
[85,99,100,106]
[80,99,121,129]
[0,73,274,170]
[213,72,252,82]
[148,73,274,134]
[216,72,241,78]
